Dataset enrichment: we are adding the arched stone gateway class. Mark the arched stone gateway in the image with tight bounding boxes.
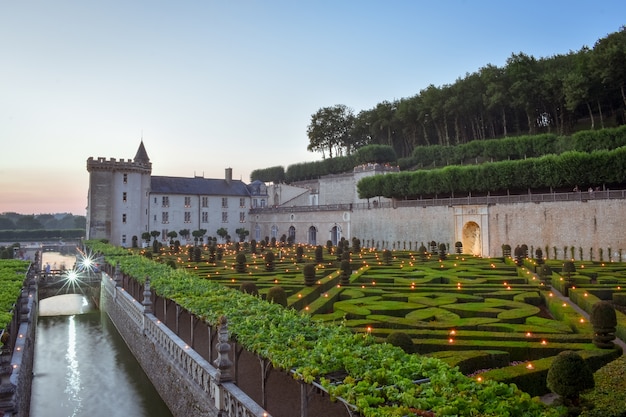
[454,205,489,257]
[462,221,481,256]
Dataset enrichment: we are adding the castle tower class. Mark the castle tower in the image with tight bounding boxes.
[86,141,152,246]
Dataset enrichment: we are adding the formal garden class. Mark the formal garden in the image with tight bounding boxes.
[78,237,626,417]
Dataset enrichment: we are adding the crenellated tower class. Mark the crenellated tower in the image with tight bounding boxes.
[86,141,152,246]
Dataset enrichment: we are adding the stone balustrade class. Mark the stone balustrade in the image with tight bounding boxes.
[104,275,270,417]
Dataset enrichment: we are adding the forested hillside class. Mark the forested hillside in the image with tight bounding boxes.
[252,27,626,184]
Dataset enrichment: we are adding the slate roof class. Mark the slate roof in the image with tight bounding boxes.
[134,141,150,163]
[151,176,251,197]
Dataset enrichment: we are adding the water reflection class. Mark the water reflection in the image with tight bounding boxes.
[33,252,173,417]
[39,294,93,316]
[32,299,173,417]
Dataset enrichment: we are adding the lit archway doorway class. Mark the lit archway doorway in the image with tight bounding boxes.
[462,221,481,256]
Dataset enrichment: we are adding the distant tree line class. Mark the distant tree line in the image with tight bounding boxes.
[0,213,86,230]
[0,213,86,240]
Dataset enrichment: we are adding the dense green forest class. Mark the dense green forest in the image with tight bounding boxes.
[252,27,625,183]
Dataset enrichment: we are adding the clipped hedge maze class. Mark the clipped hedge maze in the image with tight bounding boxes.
[154,245,624,395]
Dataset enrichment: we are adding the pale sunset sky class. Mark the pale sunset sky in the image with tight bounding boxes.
[1,1,624,215]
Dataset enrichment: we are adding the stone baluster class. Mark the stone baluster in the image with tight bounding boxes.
[114,261,121,287]
[142,276,153,314]
[213,316,233,383]
[0,348,16,414]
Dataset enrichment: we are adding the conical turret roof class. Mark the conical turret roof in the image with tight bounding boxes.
[134,141,150,163]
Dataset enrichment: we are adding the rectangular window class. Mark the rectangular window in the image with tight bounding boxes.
[221,212,228,223]
[162,212,169,223]
[184,211,191,223]
[154,197,157,204]
[122,192,127,202]
[184,196,191,207]
[201,212,208,223]
[122,213,127,223]
[162,196,169,207]
[221,197,228,208]
[162,229,167,241]
[122,234,127,245]
[239,198,246,208]
[123,173,128,184]
[253,199,258,208]
[201,196,208,207]
[239,212,245,223]
[260,199,266,208]
[153,214,157,222]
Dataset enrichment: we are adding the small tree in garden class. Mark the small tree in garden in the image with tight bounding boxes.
[547,350,594,408]
[382,249,392,265]
[590,301,617,348]
[514,245,524,266]
[266,286,287,306]
[187,246,194,261]
[438,243,447,260]
[235,227,249,242]
[193,246,202,262]
[315,245,324,263]
[167,231,178,246]
[250,239,257,254]
[303,263,316,286]
[539,264,552,281]
[535,247,544,265]
[454,241,462,254]
[239,282,258,296]
[326,240,333,254]
[418,243,428,261]
[208,245,216,263]
[335,246,343,262]
[264,251,275,272]
[340,260,351,285]
[502,244,511,257]
[150,230,161,242]
[236,253,247,273]
[296,245,304,263]
[563,260,576,289]
[152,238,160,253]
[352,238,361,253]
[386,331,414,354]
[216,227,228,242]
[178,229,190,241]
[216,246,224,260]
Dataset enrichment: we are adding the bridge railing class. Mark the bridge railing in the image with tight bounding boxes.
[104,276,270,417]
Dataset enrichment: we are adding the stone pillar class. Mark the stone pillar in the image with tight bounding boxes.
[213,316,233,383]
[114,261,121,287]
[0,348,16,414]
[142,276,153,314]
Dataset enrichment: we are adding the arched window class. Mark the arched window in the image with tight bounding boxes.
[308,226,317,245]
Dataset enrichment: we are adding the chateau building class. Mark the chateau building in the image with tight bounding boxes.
[87,142,626,259]
[86,142,268,247]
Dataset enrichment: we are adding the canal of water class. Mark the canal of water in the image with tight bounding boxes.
[30,252,173,417]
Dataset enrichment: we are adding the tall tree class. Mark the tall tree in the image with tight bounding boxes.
[306,104,355,158]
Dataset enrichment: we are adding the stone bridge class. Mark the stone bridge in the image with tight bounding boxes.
[37,272,102,305]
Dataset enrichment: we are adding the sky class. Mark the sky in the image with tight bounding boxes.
[1,1,624,215]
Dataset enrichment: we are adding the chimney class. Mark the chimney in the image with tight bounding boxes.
[225,167,232,185]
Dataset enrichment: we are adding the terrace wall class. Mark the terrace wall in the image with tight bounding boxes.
[254,197,626,258]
